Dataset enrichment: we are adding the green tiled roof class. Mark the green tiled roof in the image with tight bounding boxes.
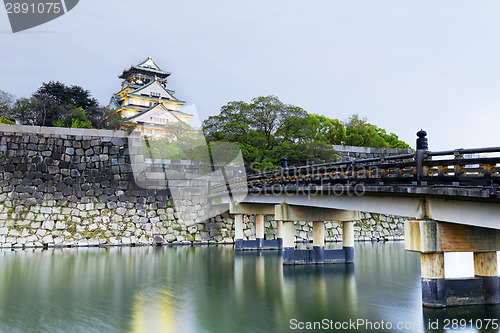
[127,80,185,104]
[125,103,181,122]
[131,65,171,76]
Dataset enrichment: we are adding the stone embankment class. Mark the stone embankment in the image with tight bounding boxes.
[332,145,413,161]
[0,124,407,248]
[234,212,405,243]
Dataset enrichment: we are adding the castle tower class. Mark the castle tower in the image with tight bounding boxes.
[109,56,192,138]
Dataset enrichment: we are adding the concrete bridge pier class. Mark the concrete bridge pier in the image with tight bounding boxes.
[230,203,282,250]
[282,220,295,264]
[343,221,355,263]
[406,220,500,307]
[234,214,245,249]
[312,221,325,263]
[277,204,359,265]
[276,220,283,250]
[255,214,265,249]
[474,252,499,304]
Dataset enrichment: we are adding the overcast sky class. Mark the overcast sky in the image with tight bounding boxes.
[1,0,500,150]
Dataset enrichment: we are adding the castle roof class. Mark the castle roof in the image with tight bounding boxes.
[119,56,171,80]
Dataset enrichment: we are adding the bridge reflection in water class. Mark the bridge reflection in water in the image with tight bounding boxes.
[0,244,499,332]
[219,131,500,308]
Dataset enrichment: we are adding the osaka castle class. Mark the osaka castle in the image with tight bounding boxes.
[109,56,193,138]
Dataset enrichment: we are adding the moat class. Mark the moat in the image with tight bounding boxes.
[1,242,499,332]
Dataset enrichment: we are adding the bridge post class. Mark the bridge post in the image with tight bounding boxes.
[276,204,359,265]
[342,221,355,263]
[230,203,280,250]
[276,220,283,249]
[474,252,500,304]
[234,214,244,250]
[420,253,446,307]
[312,221,325,263]
[406,220,500,307]
[283,220,295,265]
[255,214,265,250]
[416,130,428,185]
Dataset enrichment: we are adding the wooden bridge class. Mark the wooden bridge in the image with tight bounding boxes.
[211,130,500,307]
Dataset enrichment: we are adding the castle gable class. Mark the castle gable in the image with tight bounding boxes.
[131,104,179,126]
[132,81,177,101]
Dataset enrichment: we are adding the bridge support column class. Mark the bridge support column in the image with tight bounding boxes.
[406,220,500,307]
[312,221,325,263]
[277,204,359,265]
[230,203,281,250]
[276,220,283,250]
[283,221,295,265]
[234,214,245,250]
[255,214,264,250]
[420,253,446,307]
[474,252,500,304]
[342,221,354,263]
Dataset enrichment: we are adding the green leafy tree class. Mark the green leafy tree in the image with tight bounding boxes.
[85,106,123,130]
[7,82,125,130]
[36,81,98,110]
[0,117,15,124]
[30,81,98,127]
[8,97,35,125]
[203,96,338,170]
[53,107,93,128]
[0,90,14,118]
[308,114,345,145]
[343,114,382,147]
[342,114,409,148]
[29,93,65,126]
[144,120,210,163]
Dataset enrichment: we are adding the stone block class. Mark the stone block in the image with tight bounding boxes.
[42,235,54,244]
[42,221,55,230]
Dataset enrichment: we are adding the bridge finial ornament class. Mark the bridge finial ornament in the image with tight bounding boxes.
[281,157,288,169]
[416,129,428,150]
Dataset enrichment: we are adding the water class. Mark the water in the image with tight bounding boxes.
[0,243,499,333]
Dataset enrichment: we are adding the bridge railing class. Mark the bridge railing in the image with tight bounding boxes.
[421,147,500,186]
[209,146,500,194]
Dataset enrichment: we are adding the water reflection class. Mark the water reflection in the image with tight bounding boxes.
[0,243,498,333]
[423,306,500,333]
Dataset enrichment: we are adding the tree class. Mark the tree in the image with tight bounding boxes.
[30,93,65,126]
[6,82,125,130]
[203,96,412,171]
[0,90,15,124]
[343,114,409,148]
[203,96,338,170]
[28,81,99,127]
[36,81,98,110]
[307,114,345,145]
[9,97,36,125]
[0,117,15,125]
[0,90,14,117]
[53,107,93,128]
[85,106,123,130]
[144,120,210,162]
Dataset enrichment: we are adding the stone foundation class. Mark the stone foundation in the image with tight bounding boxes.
[232,212,405,243]
[0,124,407,249]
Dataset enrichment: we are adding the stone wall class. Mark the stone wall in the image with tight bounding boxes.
[0,124,225,248]
[0,124,407,249]
[332,145,413,161]
[233,212,405,243]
